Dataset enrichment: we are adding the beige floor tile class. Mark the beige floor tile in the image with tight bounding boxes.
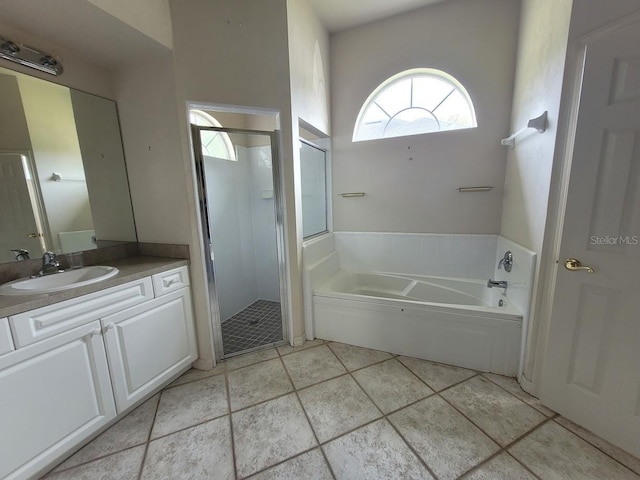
[233,393,317,478]
[327,342,392,371]
[277,339,325,356]
[298,375,381,442]
[168,364,227,388]
[225,348,279,371]
[483,373,555,416]
[248,449,333,480]
[509,421,640,480]
[352,359,434,413]
[281,344,346,389]
[53,394,158,471]
[151,374,228,439]
[141,417,233,480]
[441,376,545,446]
[323,419,434,480]
[389,396,499,480]
[228,358,293,411]
[398,356,476,391]
[45,446,145,480]
[462,452,537,480]
[555,417,640,475]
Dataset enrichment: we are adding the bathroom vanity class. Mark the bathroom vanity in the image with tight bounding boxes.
[0,259,197,480]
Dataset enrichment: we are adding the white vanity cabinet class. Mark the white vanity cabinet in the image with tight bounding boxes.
[0,264,197,480]
[0,321,116,480]
[0,317,14,355]
[103,286,196,411]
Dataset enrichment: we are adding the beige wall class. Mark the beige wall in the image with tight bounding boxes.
[287,0,331,341]
[330,0,520,234]
[499,0,573,382]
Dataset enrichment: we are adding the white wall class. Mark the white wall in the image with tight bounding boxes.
[330,0,520,234]
[205,148,259,321]
[249,146,281,303]
[0,21,114,99]
[287,0,331,342]
[87,0,173,48]
[499,0,573,383]
[169,0,307,346]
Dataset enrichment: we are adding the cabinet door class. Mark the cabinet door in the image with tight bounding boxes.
[0,321,116,480]
[102,289,197,412]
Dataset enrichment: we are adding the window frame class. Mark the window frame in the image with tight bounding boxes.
[189,109,237,161]
[352,68,477,142]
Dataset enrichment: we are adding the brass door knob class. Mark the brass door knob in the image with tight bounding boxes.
[564,258,594,273]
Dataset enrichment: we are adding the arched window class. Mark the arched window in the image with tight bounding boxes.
[190,109,237,161]
[353,68,477,142]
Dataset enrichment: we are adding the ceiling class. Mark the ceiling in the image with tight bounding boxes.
[307,0,447,33]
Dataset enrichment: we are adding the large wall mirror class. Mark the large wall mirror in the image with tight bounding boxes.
[0,65,137,264]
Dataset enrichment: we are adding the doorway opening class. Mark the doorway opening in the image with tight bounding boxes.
[189,106,289,359]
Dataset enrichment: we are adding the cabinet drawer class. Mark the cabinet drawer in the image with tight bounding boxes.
[9,277,154,348]
[0,318,14,356]
[152,265,190,297]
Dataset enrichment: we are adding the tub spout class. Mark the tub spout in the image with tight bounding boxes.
[487,279,507,292]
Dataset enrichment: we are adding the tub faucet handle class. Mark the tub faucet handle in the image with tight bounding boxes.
[498,251,513,272]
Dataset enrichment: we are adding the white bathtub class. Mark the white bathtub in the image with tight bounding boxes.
[313,270,523,375]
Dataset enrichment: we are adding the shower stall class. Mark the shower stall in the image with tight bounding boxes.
[191,123,288,358]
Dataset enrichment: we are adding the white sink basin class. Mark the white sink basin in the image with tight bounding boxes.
[0,266,119,296]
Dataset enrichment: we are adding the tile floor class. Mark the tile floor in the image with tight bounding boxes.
[43,340,640,480]
[221,300,283,355]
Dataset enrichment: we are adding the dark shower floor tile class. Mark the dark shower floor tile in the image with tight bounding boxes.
[222,300,283,355]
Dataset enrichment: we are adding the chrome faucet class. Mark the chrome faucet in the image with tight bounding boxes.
[487,279,508,292]
[38,251,62,276]
[498,250,513,272]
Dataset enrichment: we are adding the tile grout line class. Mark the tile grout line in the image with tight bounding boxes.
[480,372,555,417]
[551,417,640,477]
[137,393,162,480]
[327,348,442,480]
[278,353,338,480]
[44,395,163,477]
[224,370,240,480]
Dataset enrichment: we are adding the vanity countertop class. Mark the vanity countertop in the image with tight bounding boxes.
[0,256,188,318]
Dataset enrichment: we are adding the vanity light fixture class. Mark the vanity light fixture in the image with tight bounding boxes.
[0,35,63,75]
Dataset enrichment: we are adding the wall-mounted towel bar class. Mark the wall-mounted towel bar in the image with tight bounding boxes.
[339,192,366,198]
[457,186,493,192]
[500,111,547,149]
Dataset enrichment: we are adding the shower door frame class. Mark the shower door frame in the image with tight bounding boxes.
[191,124,290,360]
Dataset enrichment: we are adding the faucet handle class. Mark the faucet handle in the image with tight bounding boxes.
[498,251,513,272]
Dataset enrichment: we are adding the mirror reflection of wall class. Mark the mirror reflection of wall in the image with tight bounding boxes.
[0,66,136,264]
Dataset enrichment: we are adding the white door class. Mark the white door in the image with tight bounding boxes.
[102,289,197,412]
[0,321,116,480]
[0,152,42,262]
[541,19,640,457]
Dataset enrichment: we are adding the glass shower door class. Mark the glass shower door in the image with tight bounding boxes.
[191,125,287,358]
